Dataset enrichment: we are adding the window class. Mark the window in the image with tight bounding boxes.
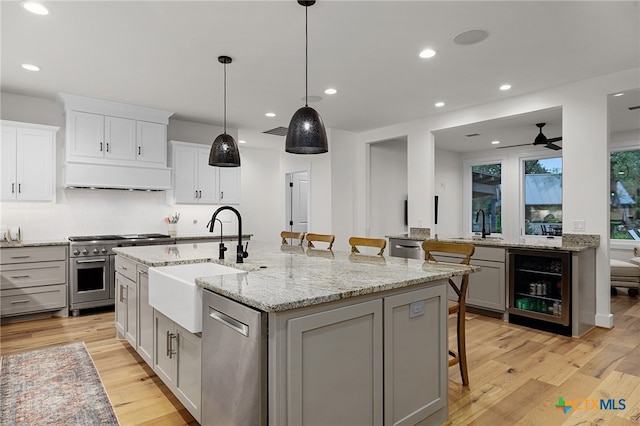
[610,148,640,240]
[523,157,563,236]
[471,163,502,234]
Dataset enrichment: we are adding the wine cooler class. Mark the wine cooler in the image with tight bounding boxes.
[508,249,571,336]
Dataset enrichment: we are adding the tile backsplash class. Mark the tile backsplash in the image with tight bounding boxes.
[0,188,237,241]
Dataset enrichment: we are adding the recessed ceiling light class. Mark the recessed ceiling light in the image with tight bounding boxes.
[265,112,276,118]
[453,29,489,46]
[491,140,500,145]
[20,1,50,15]
[419,49,436,59]
[21,63,41,72]
[324,88,337,95]
[499,84,512,91]
[239,140,246,144]
[435,102,445,107]
[613,93,625,97]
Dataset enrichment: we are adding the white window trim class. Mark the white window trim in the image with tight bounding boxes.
[519,152,563,239]
[609,140,640,244]
[463,157,505,237]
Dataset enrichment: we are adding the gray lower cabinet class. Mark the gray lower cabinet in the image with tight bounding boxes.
[276,282,448,426]
[436,246,506,314]
[287,299,384,425]
[0,246,67,317]
[137,264,153,365]
[154,310,202,423]
[115,273,137,347]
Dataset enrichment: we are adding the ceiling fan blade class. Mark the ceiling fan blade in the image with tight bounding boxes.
[547,136,562,143]
[546,143,562,150]
[496,143,532,149]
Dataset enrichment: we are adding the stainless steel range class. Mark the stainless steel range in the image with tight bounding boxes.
[68,233,173,315]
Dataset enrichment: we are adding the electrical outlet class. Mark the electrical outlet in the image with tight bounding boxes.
[409,300,425,318]
[572,220,585,231]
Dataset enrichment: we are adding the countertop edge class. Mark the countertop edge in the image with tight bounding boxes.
[386,234,598,252]
[0,240,69,248]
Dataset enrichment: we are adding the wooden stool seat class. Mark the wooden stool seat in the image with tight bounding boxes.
[348,237,386,256]
[281,231,305,246]
[422,240,475,386]
[306,233,335,250]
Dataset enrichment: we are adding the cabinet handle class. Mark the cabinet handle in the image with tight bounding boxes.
[100,142,103,152]
[11,183,14,194]
[138,270,148,276]
[10,275,31,279]
[10,255,30,259]
[166,331,177,359]
[10,299,30,304]
[199,190,202,198]
[18,183,21,193]
[221,191,224,199]
[119,284,125,303]
[195,190,198,199]
[118,265,128,270]
[106,143,110,152]
[138,146,141,156]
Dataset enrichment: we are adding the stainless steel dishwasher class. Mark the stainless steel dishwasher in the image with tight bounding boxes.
[201,290,267,426]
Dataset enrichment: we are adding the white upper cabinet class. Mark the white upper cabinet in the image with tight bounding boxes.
[57,93,173,190]
[0,121,58,202]
[137,121,167,165]
[218,167,241,204]
[58,93,172,169]
[169,140,240,205]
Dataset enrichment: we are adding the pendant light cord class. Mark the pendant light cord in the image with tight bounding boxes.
[305,4,308,107]
[223,62,227,134]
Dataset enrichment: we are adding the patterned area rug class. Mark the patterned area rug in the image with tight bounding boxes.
[0,342,119,425]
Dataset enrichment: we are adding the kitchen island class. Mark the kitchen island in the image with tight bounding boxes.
[114,241,477,426]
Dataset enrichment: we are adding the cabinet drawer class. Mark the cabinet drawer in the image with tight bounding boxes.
[1,283,66,316]
[0,246,66,264]
[0,260,66,290]
[115,256,137,281]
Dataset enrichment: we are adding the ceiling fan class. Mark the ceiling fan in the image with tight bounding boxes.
[533,122,562,150]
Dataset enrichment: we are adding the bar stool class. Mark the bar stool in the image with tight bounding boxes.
[348,237,387,256]
[422,240,475,386]
[306,233,335,250]
[281,231,305,246]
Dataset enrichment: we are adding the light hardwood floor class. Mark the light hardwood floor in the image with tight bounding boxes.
[1,295,639,426]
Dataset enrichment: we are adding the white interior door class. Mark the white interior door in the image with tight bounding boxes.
[286,171,309,233]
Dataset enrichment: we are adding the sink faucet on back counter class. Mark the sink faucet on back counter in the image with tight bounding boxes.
[208,206,249,263]
[475,209,490,239]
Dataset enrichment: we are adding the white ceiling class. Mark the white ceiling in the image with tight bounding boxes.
[2,1,639,149]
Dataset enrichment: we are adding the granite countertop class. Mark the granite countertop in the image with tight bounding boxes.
[114,241,478,313]
[173,234,252,241]
[386,233,599,252]
[0,240,69,248]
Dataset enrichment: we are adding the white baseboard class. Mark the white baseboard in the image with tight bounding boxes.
[595,313,614,328]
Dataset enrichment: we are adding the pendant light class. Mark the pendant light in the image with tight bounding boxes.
[285,0,328,154]
[209,55,240,167]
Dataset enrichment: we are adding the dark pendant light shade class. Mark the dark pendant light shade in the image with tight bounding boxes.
[286,106,328,154]
[209,55,240,167]
[285,0,328,155]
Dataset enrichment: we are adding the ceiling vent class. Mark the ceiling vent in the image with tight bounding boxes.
[465,133,480,137]
[263,126,289,136]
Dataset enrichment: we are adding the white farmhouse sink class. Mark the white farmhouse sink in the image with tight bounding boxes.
[149,262,245,333]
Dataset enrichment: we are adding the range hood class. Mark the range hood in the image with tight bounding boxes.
[64,162,171,191]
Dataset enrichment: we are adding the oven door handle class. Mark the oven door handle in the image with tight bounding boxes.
[76,258,108,264]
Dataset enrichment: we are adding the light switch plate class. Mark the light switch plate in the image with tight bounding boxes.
[409,300,425,318]
[572,220,586,231]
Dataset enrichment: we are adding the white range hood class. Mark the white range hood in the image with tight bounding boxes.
[64,162,171,190]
